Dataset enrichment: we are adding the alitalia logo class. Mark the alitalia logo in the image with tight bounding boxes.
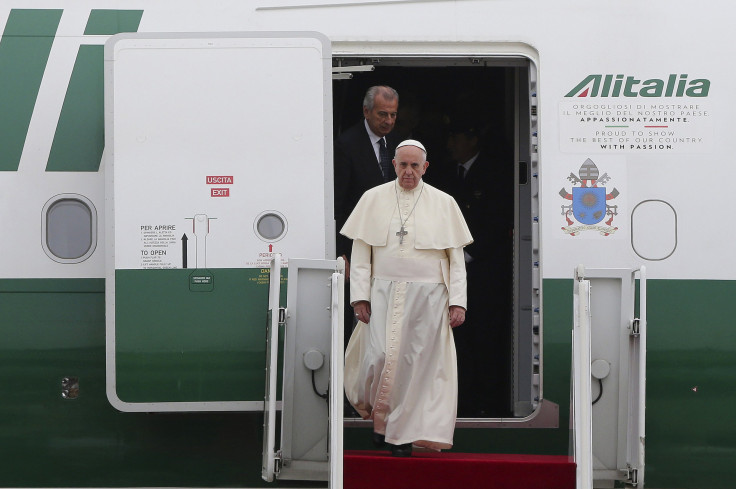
[566,74,710,98]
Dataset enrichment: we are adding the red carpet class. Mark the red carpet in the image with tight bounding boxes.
[344,450,576,489]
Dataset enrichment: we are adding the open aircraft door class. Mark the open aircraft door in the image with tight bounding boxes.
[572,266,646,488]
[104,30,335,419]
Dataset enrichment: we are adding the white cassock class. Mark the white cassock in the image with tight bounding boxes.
[341,180,472,450]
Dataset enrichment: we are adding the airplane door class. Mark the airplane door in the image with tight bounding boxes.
[104,32,334,412]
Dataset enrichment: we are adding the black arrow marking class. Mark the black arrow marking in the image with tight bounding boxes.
[181,234,189,269]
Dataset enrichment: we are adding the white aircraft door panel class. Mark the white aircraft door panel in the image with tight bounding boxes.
[105,32,334,412]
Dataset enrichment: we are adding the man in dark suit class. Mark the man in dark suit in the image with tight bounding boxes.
[334,86,399,417]
[334,86,400,263]
[445,120,515,417]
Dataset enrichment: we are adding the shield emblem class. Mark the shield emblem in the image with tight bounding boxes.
[572,187,606,224]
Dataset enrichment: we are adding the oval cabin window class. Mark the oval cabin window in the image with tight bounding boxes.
[631,199,677,261]
[43,194,97,263]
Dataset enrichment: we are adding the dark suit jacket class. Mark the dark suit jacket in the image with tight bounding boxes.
[446,150,514,263]
[334,121,398,257]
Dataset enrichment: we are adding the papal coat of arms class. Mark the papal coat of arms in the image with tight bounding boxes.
[559,158,619,236]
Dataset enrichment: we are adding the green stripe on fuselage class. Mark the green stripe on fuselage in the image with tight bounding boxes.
[0,276,735,487]
[47,45,104,172]
[47,10,143,172]
[84,9,143,35]
[0,9,62,171]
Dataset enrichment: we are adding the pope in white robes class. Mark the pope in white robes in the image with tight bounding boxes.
[342,140,472,455]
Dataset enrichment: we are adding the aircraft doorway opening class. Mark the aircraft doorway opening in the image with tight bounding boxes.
[333,55,540,422]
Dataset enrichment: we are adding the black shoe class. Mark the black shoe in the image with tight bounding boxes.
[372,432,386,448]
[390,443,412,457]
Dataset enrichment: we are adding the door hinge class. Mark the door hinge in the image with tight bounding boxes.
[274,450,283,477]
[278,307,287,326]
[630,318,640,337]
[624,465,639,486]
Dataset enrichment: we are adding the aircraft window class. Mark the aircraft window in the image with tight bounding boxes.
[631,199,677,260]
[255,211,287,242]
[42,194,97,263]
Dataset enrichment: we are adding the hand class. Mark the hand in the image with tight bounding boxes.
[353,300,371,324]
[449,306,466,328]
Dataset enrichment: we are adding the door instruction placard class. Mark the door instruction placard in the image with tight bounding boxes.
[140,224,178,268]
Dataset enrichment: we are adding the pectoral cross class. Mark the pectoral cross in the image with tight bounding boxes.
[396,226,408,244]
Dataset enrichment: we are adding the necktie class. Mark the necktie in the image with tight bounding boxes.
[378,138,393,182]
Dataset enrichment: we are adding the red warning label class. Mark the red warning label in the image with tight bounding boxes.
[206,176,233,184]
[211,188,230,197]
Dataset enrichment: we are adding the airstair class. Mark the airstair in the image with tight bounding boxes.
[263,260,646,489]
